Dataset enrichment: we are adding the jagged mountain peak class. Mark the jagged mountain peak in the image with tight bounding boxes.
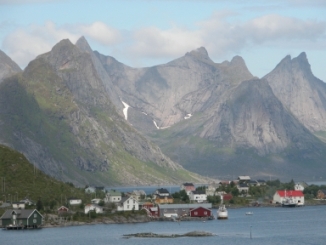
[185,47,212,63]
[75,36,93,54]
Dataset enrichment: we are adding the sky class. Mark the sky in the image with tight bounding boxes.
[0,0,326,81]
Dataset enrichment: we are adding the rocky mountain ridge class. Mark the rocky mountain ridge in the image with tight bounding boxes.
[1,37,326,181]
[0,40,207,186]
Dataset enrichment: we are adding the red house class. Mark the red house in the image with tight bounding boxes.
[57,206,69,215]
[189,207,212,217]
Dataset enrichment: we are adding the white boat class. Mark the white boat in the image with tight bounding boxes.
[282,190,296,207]
[245,212,253,215]
[217,196,228,219]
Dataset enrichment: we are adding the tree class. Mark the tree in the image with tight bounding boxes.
[36,199,43,211]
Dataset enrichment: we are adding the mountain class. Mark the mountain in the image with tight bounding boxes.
[0,50,22,83]
[0,39,207,186]
[264,53,326,134]
[1,37,326,182]
[96,47,326,180]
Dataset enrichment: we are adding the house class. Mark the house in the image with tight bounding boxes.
[84,204,103,214]
[154,195,174,204]
[273,190,304,206]
[91,198,102,204]
[57,206,69,215]
[68,198,82,205]
[0,209,43,228]
[237,183,249,193]
[12,202,25,209]
[222,193,233,201]
[117,196,139,211]
[295,182,308,191]
[248,180,259,186]
[238,176,251,181]
[257,179,266,186]
[106,190,122,203]
[205,184,218,196]
[180,183,196,195]
[19,198,34,205]
[158,203,212,218]
[153,188,173,204]
[153,188,170,198]
[316,190,326,199]
[189,207,212,217]
[85,186,96,194]
[129,190,146,201]
[189,190,207,203]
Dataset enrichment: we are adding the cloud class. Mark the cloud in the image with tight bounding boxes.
[1,21,122,68]
[1,13,326,69]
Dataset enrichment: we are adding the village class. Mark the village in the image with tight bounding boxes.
[1,175,326,229]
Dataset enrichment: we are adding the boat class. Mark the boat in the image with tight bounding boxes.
[217,196,228,219]
[282,190,297,207]
[245,212,253,215]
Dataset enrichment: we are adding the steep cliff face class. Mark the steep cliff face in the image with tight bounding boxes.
[97,46,254,131]
[0,50,22,83]
[264,53,326,132]
[0,39,206,186]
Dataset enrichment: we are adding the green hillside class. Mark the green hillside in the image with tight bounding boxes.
[0,144,87,207]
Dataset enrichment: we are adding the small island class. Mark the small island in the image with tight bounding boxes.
[123,230,214,238]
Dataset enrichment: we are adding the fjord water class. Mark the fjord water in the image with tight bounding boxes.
[1,205,326,245]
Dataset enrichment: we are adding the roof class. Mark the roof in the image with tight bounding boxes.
[156,188,170,194]
[0,209,43,220]
[182,183,195,187]
[191,190,206,195]
[158,203,212,209]
[276,190,304,197]
[238,176,251,180]
[108,190,122,196]
[120,196,137,204]
[190,206,211,212]
[131,190,146,196]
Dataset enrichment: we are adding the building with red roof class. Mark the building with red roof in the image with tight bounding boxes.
[273,190,304,206]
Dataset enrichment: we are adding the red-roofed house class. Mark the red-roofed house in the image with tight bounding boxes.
[273,190,304,206]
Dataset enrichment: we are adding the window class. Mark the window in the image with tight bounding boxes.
[34,214,37,218]
[127,205,129,209]
[204,211,207,215]
[194,212,198,215]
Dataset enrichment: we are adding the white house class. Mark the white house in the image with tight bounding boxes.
[68,198,82,205]
[85,186,96,194]
[12,202,25,209]
[273,190,304,206]
[106,190,122,203]
[117,197,139,211]
[238,176,251,181]
[189,190,207,203]
[84,204,103,214]
[294,182,307,191]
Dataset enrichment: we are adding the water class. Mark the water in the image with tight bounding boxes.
[1,205,326,245]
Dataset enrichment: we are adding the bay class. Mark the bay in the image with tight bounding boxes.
[1,205,326,245]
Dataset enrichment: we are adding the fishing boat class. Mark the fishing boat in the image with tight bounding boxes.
[217,196,228,219]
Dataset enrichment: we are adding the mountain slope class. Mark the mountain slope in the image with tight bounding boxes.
[0,49,22,83]
[0,39,207,186]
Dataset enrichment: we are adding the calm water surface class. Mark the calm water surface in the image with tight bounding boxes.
[1,205,326,245]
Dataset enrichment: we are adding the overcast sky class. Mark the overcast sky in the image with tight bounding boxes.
[0,0,325,81]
